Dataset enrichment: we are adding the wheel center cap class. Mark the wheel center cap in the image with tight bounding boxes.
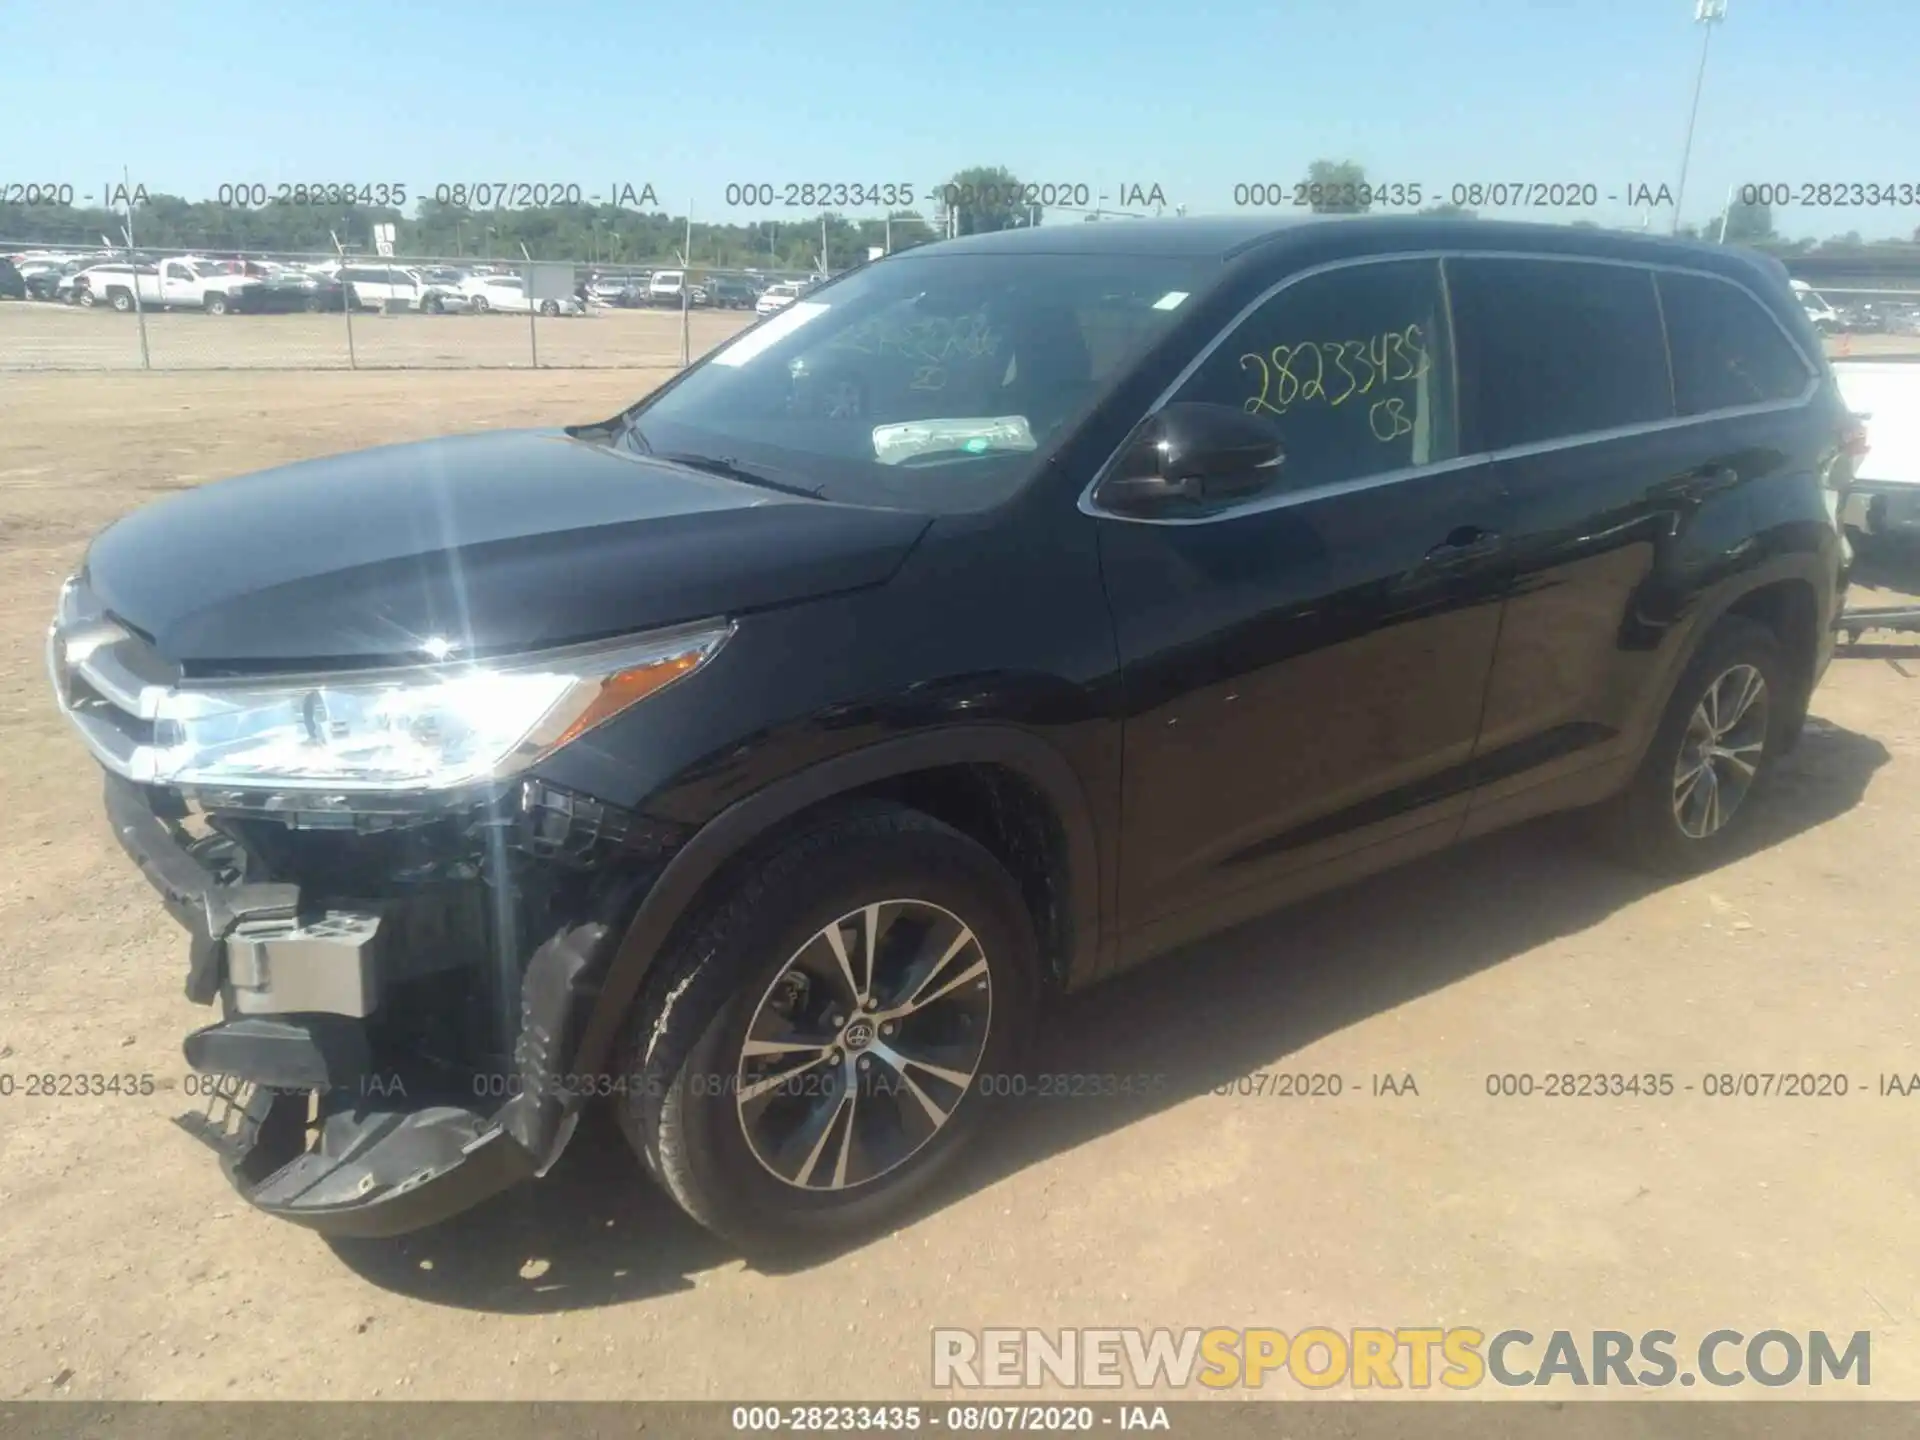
[841,1018,876,1051]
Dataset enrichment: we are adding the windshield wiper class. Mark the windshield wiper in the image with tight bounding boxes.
[653,450,827,500]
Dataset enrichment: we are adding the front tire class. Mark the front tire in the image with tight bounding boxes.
[540,299,560,316]
[469,294,489,313]
[615,805,1040,1252]
[1602,615,1789,876]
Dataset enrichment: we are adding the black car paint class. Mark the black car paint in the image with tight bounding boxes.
[85,429,931,670]
[63,215,1848,1234]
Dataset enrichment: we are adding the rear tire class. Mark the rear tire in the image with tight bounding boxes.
[1600,615,1789,876]
[204,293,228,315]
[108,288,133,313]
[539,299,560,316]
[615,805,1040,1253]
[469,294,489,313]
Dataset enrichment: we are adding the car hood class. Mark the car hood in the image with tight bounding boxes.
[82,428,931,674]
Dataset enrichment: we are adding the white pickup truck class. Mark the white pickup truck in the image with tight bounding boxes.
[1832,357,1920,549]
[77,257,256,314]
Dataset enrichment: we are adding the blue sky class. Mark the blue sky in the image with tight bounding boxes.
[5,0,1919,238]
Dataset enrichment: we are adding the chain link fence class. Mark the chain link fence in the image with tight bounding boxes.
[0,243,830,372]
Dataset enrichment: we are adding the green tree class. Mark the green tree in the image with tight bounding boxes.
[1420,201,1476,219]
[939,165,1027,235]
[1306,159,1369,214]
[0,190,940,272]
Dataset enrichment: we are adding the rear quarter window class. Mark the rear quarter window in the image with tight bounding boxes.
[1655,271,1814,414]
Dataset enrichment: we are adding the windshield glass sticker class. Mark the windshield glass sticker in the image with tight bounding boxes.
[871,416,1037,466]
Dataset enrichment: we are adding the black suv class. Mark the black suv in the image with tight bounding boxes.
[47,217,1851,1250]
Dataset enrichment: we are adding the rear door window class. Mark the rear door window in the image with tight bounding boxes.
[1448,257,1673,451]
[1656,271,1814,414]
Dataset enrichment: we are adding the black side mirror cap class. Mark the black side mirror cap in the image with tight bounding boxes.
[1096,401,1286,515]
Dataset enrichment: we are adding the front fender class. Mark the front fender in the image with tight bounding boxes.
[561,724,1105,1088]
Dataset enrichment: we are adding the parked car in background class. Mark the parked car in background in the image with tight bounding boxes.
[66,263,159,309]
[1832,356,1920,550]
[754,280,803,316]
[702,275,758,310]
[460,274,584,315]
[646,270,688,306]
[337,263,469,314]
[68,258,260,314]
[586,274,635,305]
[231,271,354,313]
[24,262,77,301]
[0,258,25,300]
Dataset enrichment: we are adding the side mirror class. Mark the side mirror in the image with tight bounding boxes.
[1096,401,1287,515]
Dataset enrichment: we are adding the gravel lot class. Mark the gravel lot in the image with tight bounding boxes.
[0,370,1916,1403]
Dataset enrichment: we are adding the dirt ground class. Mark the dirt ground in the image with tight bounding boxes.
[0,370,1917,1403]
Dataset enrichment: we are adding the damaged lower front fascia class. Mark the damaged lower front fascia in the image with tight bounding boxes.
[108,772,686,1234]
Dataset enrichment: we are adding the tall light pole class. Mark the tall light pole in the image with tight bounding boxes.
[1673,0,1728,235]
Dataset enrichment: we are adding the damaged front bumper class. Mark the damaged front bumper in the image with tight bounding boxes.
[103,772,669,1238]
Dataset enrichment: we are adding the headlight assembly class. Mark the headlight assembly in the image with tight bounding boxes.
[49,610,734,794]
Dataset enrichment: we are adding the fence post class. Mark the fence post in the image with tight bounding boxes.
[332,236,357,370]
[121,167,151,371]
[680,206,692,369]
[521,242,538,369]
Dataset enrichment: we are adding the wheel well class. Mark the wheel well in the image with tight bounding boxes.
[859,765,1072,987]
[1725,578,1820,726]
[685,764,1076,992]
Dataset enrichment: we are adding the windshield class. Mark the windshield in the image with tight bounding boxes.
[628,250,1207,510]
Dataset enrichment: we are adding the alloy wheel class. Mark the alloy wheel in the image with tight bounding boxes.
[1672,663,1769,839]
[735,898,992,1192]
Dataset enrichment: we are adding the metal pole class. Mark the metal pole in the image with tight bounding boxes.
[122,168,151,371]
[521,241,537,369]
[680,205,692,369]
[1672,0,1727,235]
[1716,181,1736,244]
[334,231,357,370]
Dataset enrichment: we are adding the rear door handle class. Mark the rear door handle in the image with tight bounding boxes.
[1423,525,1504,564]
[1653,464,1741,503]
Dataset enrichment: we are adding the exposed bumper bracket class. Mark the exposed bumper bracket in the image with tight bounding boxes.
[176,1080,540,1239]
